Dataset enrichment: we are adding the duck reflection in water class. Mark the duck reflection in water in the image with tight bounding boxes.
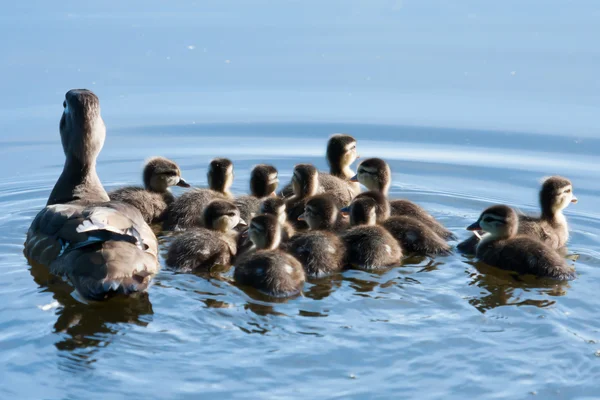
[29,260,153,357]
[464,259,569,314]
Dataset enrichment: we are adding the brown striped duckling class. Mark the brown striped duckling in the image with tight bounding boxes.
[458,176,578,255]
[280,134,359,200]
[284,195,347,277]
[341,197,402,270]
[259,197,295,241]
[24,89,159,300]
[352,158,455,240]
[109,157,190,224]
[234,214,305,297]
[467,205,575,280]
[166,200,244,272]
[234,164,279,224]
[163,158,234,230]
[342,197,451,256]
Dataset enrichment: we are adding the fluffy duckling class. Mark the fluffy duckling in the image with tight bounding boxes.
[285,195,347,277]
[352,158,455,240]
[343,197,451,256]
[166,200,244,272]
[467,205,575,280]
[234,214,305,297]
[234,164,279,223]
[458,176,578,255]
[24,89,159,300]
[109,157,190,224]
[163,158,234,230]
[298,194,348,232]
[341,197,402,270]
[260,197,295,240]
[280,134,359,199]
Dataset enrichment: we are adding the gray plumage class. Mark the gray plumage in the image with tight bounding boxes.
[163,158,234,231]
[109,157,189,224]
[285,230,346,278]
[235,164,279,223]
[24,89,159,300]
[458,176,577,255]
[469,205,575,280]
[166,200,241,272]
[234,214,305,297]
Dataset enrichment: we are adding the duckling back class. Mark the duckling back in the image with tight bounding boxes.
[382,216,451,256]
[341,225,402,270]
[166,228,236,272]
[285,231,346,277]
[164,189,227,230]
[234,250,305,297]
[111,187,174,224]
[476,236,575,280]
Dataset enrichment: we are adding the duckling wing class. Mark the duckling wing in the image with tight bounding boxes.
[389,200,456,240]
[25,201,159,299]
[110,186,171,224]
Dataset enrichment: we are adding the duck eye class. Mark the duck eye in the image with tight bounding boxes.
[565,189,571,194]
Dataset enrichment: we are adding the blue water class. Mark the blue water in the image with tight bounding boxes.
[1,1,600,399]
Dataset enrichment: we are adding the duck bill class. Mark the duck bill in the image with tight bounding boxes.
[349,174,358,183]
[340,206,350,216]
[236,219,247,228]
[297,213,305,221]
[176,178,191,188]
[571,196,578,203]
[466,221,482,231]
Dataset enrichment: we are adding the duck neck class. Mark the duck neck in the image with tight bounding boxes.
[541,204,565,226]
[47,155,109,205]
[330,163,354,180]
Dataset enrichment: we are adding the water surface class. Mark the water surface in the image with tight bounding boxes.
[1,1,600,399]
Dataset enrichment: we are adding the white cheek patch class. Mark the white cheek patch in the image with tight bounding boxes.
[344,142,356,151]
[284,264,294,275]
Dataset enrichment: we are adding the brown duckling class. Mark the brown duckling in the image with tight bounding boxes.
[109,157,190,224]
[341,197,402,270]
[166,200,244,272]
[285,195,347,277]
[234,214,305,297]
[352,157,455,240]
[163,158,234,230]
[458,176,578,255]
[343,197,451,256]
[298,194,348,232]
[24,89,159,300]
[234,164,279,224]
[279,134,360,199]
[467,205,575,280]
[259,197,296,240]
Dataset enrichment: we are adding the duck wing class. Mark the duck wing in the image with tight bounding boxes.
[25,201,159,300]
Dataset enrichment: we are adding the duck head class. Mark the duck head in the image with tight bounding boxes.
[143,157,189,192]
[540,176,577,218]
[467,205,519,239]
[260,197,287,225]
[203,200,245,232]
[299,194,339,230]
[327,134,359,176]
[292,164,319,197]
[248,214,282,250]
[352,158,391,195]
[346,197,378,227]
[207,158,234,194]
[250,164,279,197]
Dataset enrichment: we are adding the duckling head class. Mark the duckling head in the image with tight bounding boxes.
[292,164,319,197]
[250,164,279,197]
[299,194,339,230]
[467,205,518,239]
[540,176,577,217]
[348,197,378,227]
[352,158,391,194]
[203,200,245,232]
[143,157,190,192]
[207,158,234,194]
[248,214,282,250]
[260,197,287,225]
[327,134,359,173]
[59,89,105,164]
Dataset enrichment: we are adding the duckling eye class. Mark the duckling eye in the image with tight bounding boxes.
[564,189,571,194]
[226,212,236,217]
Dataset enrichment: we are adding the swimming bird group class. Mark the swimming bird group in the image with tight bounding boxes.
[23,89,578,301]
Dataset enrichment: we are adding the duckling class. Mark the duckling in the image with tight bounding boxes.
[259,197,295,240]
[109,157,190,224]
[341,197,402,270]
[166,200,244,272]
[458,176,578,255]
[285,195,347,277]
[234,164,279,223]
[467,205,575,280]
[163,158,234,230]
[352,158,455,240]
[279,134,360,199]
[24,89,159,300]
[298,194,348,232]
[234,214,305,297]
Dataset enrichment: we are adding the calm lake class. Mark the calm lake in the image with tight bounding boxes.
[1,1,600,399]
